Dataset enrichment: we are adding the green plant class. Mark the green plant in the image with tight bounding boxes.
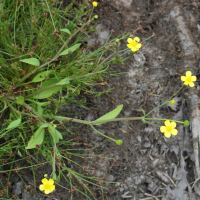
[0,0,193,199]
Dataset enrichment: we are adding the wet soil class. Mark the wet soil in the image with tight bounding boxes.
[3,0,200,199]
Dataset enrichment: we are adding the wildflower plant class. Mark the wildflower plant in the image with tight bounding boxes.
[39,178,55,194]
[0,0,196,199]
[181,71,197,87]
[127,37,142,52]
[160,120,178,138]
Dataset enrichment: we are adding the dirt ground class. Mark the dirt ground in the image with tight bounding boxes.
[6,0,200,199]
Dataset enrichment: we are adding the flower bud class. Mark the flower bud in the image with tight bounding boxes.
[116,140,123,146]
[170,99,176,106]
[184,120,190,127]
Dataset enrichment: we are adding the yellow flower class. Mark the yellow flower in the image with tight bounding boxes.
[92,1,98,7]
[160,120,178,138]
[39,178,55,194]
[94,15,98,19]
[170,99,175,106]
[181,71,196,87]
[127,37,141,52]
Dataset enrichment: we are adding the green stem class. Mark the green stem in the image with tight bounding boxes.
[93,48,127,73]
[90,124,116,142]
[144,118,184,124]
[53,143,56,179]
[29,158,36,189]
[141,35,153,43]
[168,85,184,101]
[145,101,170,117]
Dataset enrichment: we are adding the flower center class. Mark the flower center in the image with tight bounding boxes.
[166,125,172,132]
[131,40,137,47]
[44,183,51,190]
[186,77,192,83]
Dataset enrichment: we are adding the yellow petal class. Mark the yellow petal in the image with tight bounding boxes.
[160,126,166,133]
[134,37,140,42]
[42,178,48,184]
[164,132,171,138]
[164,120,170,126]
[50,184,55,191]
[171,129,178,136]
[136,43,142,49]
[184,81,189,86]
[186,71,191,77]
[127,38,133,44]
[131,47,137,52]
[189,82,195,87]
[191,76,197,81]
[170,121,176,128]
[39,184,44,191]
[49,179,54,185]
[181,76,186,81]
[127,44,132,48]
[44,189,51,194]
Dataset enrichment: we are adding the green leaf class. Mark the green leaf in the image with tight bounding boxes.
[16,96,24,105]
[32,70,52,82]
[56,77,70,85]
[33,78,61,99]
[59,43,81,56]
[60,29,71,35]
[26,126,45,149]
[48,124,63,143]
[37,104,43,117]
[140,108,146,116]
[40,123,49,128]
[17,149,22,157]
[93,105,123,125]
[6,117,21,130]
[36,101,50,107]
[52,172,57,180]
[19,58,40,66]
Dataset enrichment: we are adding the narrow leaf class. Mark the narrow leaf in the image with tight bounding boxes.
[60,29,71,35]
[6,118,21,130]
[59,43,81,56]
[93,105,123,125]
[56,77,70,85]
[52,172,57,180]
[37,101,50,107]
[37,104,43,117]
[20,58,40,66]
[17,150,22,157]
[26,127,45,149]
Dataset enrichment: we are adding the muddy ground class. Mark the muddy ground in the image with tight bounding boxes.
[5,0,200,199]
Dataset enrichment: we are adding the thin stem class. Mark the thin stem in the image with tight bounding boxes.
[90,124,116,142]
[145,101,170,117]
[53,143,56,179]
[168,85,184,101]
[144,118,184,124]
